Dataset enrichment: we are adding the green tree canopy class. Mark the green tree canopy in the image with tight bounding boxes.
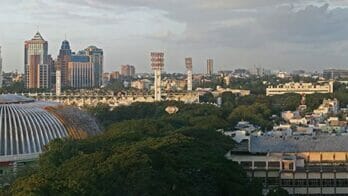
[7,102,260,196]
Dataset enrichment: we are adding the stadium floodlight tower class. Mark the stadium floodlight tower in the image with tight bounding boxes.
[185,57,193,91]
[151,52,164,101]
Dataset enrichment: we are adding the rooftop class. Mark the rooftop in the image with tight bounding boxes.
[32,32,45,41]
[249,135,348,153]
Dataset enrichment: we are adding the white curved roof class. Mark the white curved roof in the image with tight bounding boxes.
[0,103,68,162]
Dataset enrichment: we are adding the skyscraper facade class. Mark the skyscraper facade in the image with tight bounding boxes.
[67,61,94,88]
[24,32,49,88]
[121,64,135,77]
[56,40,72,87]
[84,46,103,87]
[207,59,213,76]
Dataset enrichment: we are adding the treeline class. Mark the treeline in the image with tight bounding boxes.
[200,92,302,129]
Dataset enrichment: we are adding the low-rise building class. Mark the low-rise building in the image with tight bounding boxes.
[131,79,152,90]
[266,81,334,96]
[214,86,251,96]
[313,99,339,116]
[229,135,348,195]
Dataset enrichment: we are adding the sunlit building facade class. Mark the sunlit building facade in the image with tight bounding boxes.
[24,32,50,89]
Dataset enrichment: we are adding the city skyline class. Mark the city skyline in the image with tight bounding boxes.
[3,1,348,73]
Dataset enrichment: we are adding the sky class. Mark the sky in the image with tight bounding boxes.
[1,0,348,73]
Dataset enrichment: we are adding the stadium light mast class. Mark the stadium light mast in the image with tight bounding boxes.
[151,52,164,101]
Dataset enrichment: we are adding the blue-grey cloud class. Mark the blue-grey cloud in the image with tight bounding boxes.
[1,0,348,73]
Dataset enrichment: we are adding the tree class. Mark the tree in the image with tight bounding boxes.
[228,103,272,130]
[199,92,215,103]
[267,187,289,196]
[8,102,256,196]
[305,93,332,112]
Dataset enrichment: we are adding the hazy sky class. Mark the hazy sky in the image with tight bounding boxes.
[1,0,348,73]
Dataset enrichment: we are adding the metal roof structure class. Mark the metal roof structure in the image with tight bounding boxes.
[250,135,348,153]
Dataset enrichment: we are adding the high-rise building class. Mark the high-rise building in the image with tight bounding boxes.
[185,57,193,91]
[56,40,72,87]
[121,64,135,77]
[84,46,103,87]
[24,32,50,88]
[38,64,50,88]
[67,61,94,89]
[67,53,93,89]
[207,59,213,76]
[56,70,61,96]
[0,46,2,88]
[151,52,164,101]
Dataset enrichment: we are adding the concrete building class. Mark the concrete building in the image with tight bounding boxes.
[56,40,72,87]
[102,72,110,85]
[67,61,94,88]
[84,46,103,87]
[277,71,291,79]
[266,81,334,96]
[229,135,348,195]
[38,63,50,88]
[110,71,120,80]
[121,64,135,77]
[185,57,193,91]
[313,99,339,116]
[151,52,164,101]
[207,59,213,76]
[24,32,50,89]
[213,86,251,96]
[131,79,152,90]
[2,71,22,87]
[56,70,61,96]
[323,69,348,79]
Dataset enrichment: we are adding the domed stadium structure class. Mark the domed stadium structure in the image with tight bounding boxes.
[0,94,100,177]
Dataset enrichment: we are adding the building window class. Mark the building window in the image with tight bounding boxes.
[308,179,321,187]
[322,179,335,187]
[336,179,348,187]
[254,161,266,169]
[240,161,252,169]
[289,162,294,170]
[281,179,293,186]
[268,161,280,169]
[294,179,307,187]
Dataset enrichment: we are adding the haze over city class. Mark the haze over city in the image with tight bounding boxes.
[2,0,348,73]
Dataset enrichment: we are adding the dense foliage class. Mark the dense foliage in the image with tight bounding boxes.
[4,102,263,196]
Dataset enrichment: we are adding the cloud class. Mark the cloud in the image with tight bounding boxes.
[2,0,348,72]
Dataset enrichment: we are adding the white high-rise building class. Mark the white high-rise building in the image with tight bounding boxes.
[150,52,164,101]
[0,46,2,88]
[56,70,61,96]
[185,57,192,91]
